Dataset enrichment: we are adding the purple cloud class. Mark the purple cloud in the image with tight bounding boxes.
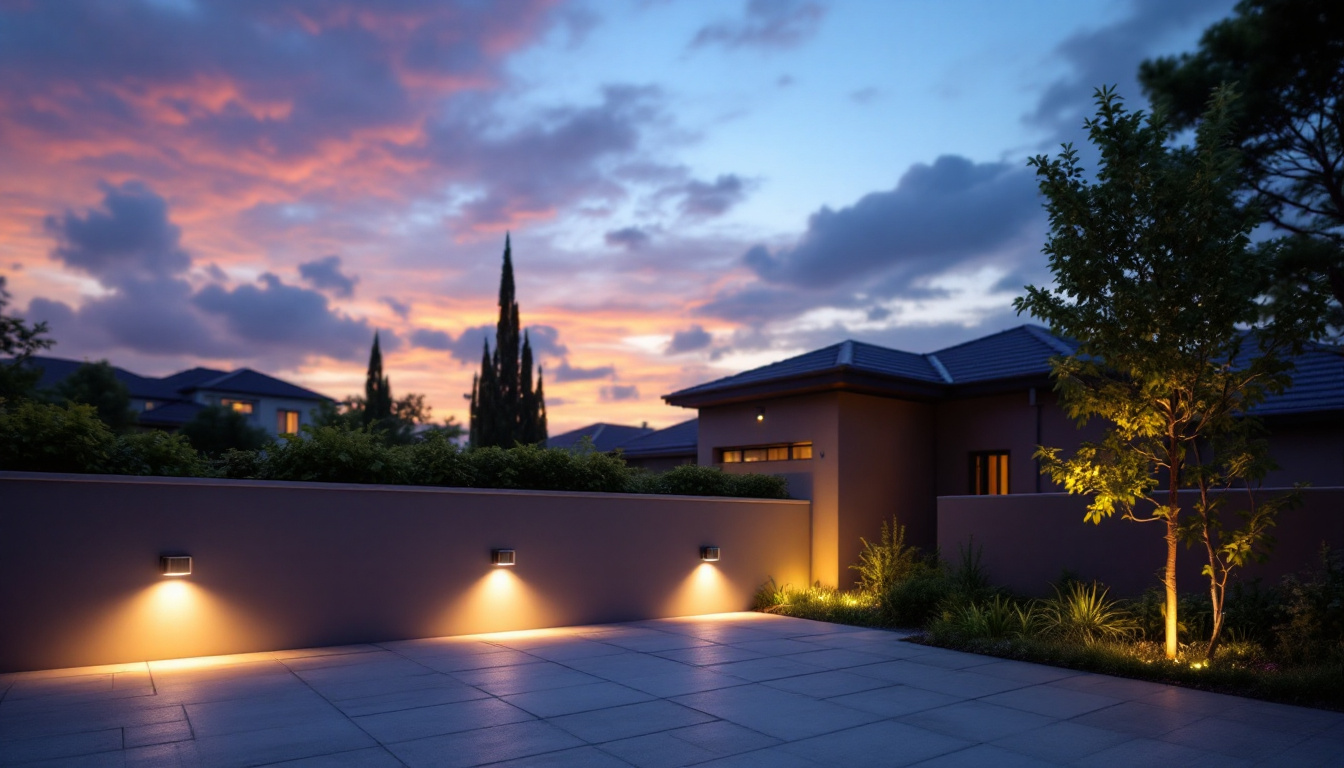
[666,325,713,355]
[605,226,652,250]
[44,181,190,284]
[552,360,614,383]
[600,384,639,401]
[299,255,358,298]
[691,0,827,51]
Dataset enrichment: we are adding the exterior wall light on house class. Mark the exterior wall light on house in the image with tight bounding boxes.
[491,549,516,566]
[755,407,765,422]
[700,546,721,562]
[160,555,192,576]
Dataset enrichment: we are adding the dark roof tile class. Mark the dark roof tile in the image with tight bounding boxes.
[617,418,698,456]
[547,422,654,452]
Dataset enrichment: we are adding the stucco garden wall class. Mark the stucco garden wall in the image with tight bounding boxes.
[938,488,1344,597]
[0,472,810,673]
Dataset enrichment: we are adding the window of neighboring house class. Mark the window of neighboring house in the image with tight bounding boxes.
[221,398,255,415]
[969,451,1010,495]
[719,442,813,463]
[277,409,300,434]
[142,401,157,411]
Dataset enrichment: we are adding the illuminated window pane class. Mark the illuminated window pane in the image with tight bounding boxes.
[767,446,789,461]
[721,450,742,463]
[222,399,254,415]
[743,448,768,462]
[278,409,300,434]
[791,442,813,459]
[970,451,1009,495]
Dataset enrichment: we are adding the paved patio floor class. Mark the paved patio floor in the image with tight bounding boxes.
[1,612,1341,767]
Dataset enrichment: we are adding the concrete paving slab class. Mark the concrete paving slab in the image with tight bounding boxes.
[1,612,1340,767]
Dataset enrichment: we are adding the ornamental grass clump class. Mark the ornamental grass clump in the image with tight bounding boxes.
[1040,581,1139,644]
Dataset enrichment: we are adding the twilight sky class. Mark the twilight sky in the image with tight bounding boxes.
[0,0,1236,433]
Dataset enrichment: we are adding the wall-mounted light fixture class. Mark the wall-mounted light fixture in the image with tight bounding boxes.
[160,555,192,576]
[700,546,721,562]
[491,549,516,566]
[755,407,765,423]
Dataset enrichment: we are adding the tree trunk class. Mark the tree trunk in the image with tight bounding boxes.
[1165,435,1181,660]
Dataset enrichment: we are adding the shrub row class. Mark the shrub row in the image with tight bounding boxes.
[0,400,790,498]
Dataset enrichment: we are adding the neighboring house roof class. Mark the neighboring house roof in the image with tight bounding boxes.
[25,356,180,401]
[1250,344,1344,417]
[548,422,654,453]
[666,325,1072,407]
[14,355,332,428]
[157,367,230,392]
[664,324,1342,416]
[182,368,331,402]
[617,418,698,458]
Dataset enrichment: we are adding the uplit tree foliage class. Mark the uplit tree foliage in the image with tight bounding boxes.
[1016,86,1325,660]
[470,235,547,448]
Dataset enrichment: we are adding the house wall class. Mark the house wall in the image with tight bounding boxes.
[938,488,1344,597]
[1264,419,1344,487]
[933,388,1097,497]
[194,392,322,436]
[699,393,840,586]
[836,393,937,586]
[0,473,810,673]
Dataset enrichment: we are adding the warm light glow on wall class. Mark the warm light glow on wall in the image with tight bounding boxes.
[662,561,731,617]
[438,566,552,636]
[83,578,262,666]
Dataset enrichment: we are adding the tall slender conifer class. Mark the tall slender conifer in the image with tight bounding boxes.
[469,235,547,447]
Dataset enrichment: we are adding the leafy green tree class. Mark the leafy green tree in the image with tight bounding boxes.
[0,399,117,473]
[0,276,54,402]
[51,360,138,433]
[1140,0,1344,317]
[470,235,547,447]
[179,404,272,457]
[1015,86,1325,660]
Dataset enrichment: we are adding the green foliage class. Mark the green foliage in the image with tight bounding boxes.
[363,332,393,424]
[213,448,263,480]
[406,431,475,487]
[50,360,138,433]
[1273,546,1344,665]
[754,579,883,627]
[0,276,54,402]
[258,425,410,485]
[114,431,204,477]
[931,595,1043,643]
[880,563,953,627]
[179,404,271,457]
[0,399,118,473]
[1039,582,1139,643]
[850,516,919,596]
[1014,84,1322,658]
[629,463,789,499]
[0,399,202,477]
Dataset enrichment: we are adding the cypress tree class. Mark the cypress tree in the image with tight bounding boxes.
[470,234,548,447]
[364,332,392,424]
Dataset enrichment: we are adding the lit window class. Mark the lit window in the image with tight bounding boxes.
[717,442,813,464]
[970,451,1009,495]
[222,399,254,415]
[143,401,156,411]
[277,409,300,434]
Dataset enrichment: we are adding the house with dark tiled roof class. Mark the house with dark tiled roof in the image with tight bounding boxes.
[616,418,698,472]
[27,356,332,437]
[663,325,1344,588]
[546,422,655,453]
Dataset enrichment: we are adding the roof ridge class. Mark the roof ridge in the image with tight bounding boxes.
[924,353,954,384]
[836,340,854,367]
[1022,324,1075,356]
